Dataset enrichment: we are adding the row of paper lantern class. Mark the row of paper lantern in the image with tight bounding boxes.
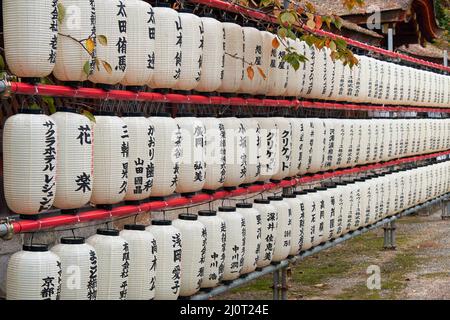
[7,159,450,300]
[4,0,450,107]
[4,110,450,215]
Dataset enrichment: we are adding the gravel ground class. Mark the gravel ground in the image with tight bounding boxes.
[217,205,450,300]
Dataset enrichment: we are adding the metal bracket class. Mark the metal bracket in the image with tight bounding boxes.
[0,217,15,240]
[383,220,396,250]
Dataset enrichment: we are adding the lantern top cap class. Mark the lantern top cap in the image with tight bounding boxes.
[151,220,172,226]
[97,228,120,236]
[23,244,49,252]
[198,210,217,216]
[254,199,270,204]
[218,206,236,212]
[124,224,146,231]
[60,237,85,244]
[178,214,198,221]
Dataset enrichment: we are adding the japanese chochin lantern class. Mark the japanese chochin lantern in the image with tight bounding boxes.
[256,116,278,182]
[173,214,207,297]
[90,113,129,206]
[122,114,153,202]
[307,118,326,173]
[284,39,305,97]
[308,47,330,99]
[287,117,301,177]
[217,20,244,93]
[254,199,278,268]
[89,0,127,85]
[221,117,248,188]
[147,3,180,89]
[7,244,61,300]
[241,117,261,185]
[195,16,224,93]
[199,115,227,191]
[86,229,129,300]
[146,220,182,300]
[298,118,313,175]
[3,0,58,79]
[121,0,155,87]
[119,224,157,300]
[3,110,57,215]
[269,196,291,262]
[266,33,289,96]
[173,9,203,91]
[238,24,264,95]
[147,113,179,198]
[51,237,98,300]
[198,210,226,288]
[282,194,302,256]
[271,117,292,181]
[255,31,274,96]
[175,114,206,195]
[236,203,261,275]
[296,189,317,250]
[217,206,245,281]
[53,0,95,82]
[51,109,92,212]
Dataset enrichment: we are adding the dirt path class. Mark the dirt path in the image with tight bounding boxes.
[217,205,450,300]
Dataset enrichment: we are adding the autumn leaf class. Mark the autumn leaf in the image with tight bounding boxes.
[280,11,296,26]
[82,110,96,123]
[257,67,267,80]
[85,38,95,55]
[333,15,343,30]
[277,27,288,39]
[97,35,108,46]
[29,103,41,110]
[306,18,316,29]
[95,58,101,71]
[323,16,332,29]
[247,66,255,80]
[260,0,274,8]
[315,15,323,29]
[329,40,337,51]
[83,61,91,76]
[0,54,5,71]
[101,60,113,74]
[305,1,316,14]
[272,37,280,49]
[57,3,66,24]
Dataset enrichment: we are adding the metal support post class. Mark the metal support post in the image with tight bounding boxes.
[441,197,450,220]
[272,269,280,300]
[281,267,289,300]
[383,220,396,250]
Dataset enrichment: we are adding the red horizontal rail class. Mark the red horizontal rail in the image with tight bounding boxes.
[189,0,450,73]
[10,149,450,234]
[8,82,450,113]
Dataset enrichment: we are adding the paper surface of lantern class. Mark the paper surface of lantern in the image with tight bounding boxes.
[146,220,182,300]
[201,116,227,191]
[147,4,181,89]
[255,31,274,96]
[271,117,292,180]
[256,117,278,182]
[147,114,179,197]
[284,39,305,97]
[265,34,289,96]
[269,197,291,262]
[198,210,226,288]
[217,22,244,93]
[123,115,153,201]
[241,118,261,185]
[51,110,93,210]
[3,111,57,215]
[3,0,58,78]
[121,0,155,86]
[89,0,127,85]
[236,203,261,275]
[119,225,157,300]
[254,199,278,268]
[307,118,326,173]
[217,207,245,281]
[175,115,206,194]
[195,17,224,92]
[238,26,263,95]
[51,237,98,300]
[282,195,302,256]
[53,0,96,82]
[91,115,129,205]
[172,214,207,296]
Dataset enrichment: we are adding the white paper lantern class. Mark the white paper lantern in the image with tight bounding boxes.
[266,33,289,96]
[195,17,224,92]
[3,110,57,215]
[198,210,226,288]
[255,31,274,96]
[269,196,291,262]
[86,229,129,300]
[236,203,261,274]
[308,47,330,99]
[238,26,264,95]
[307,118,326,173]
[51,237,98,300]
[53,0,95,82]
[282,194,302,256]
[119,225,157,300]
[121,0,155,86]
[173,214,206,296]
[217,21,244,93]
[175,115,206,194]
[297,189,318,248]
[3,0,58,78]
[253,199,278,268]
[297,118,313,175]
[89,0,127,85]
[256,117,278,182]
[91,114,129,206]
[284,39,305,97]
[217,206,245,281]
[146,220,182,300]
[122,115,153,202]
[51,110,92,211]
[331,59,345,101]
[221,117,248,188]
[200,116,227,191]
[173,11,203,91]
[271,117,292,180]
[6,244,60,301]
[241,117,261,185]
[147,4,180,89]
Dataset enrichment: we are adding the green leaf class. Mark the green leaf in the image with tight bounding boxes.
[280,12,296,26]
[0,54,5,71]
[82,110,96,123]
[277,27,288,39]
[83,61,91,76]
[335,38,347,50]
[29,103,41,110]
[260,0,274,7]
[42,96,56,114]
[333,16,343,30]
[97,35,108,46]
[286,29,297,40]
[57,3,66,24]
